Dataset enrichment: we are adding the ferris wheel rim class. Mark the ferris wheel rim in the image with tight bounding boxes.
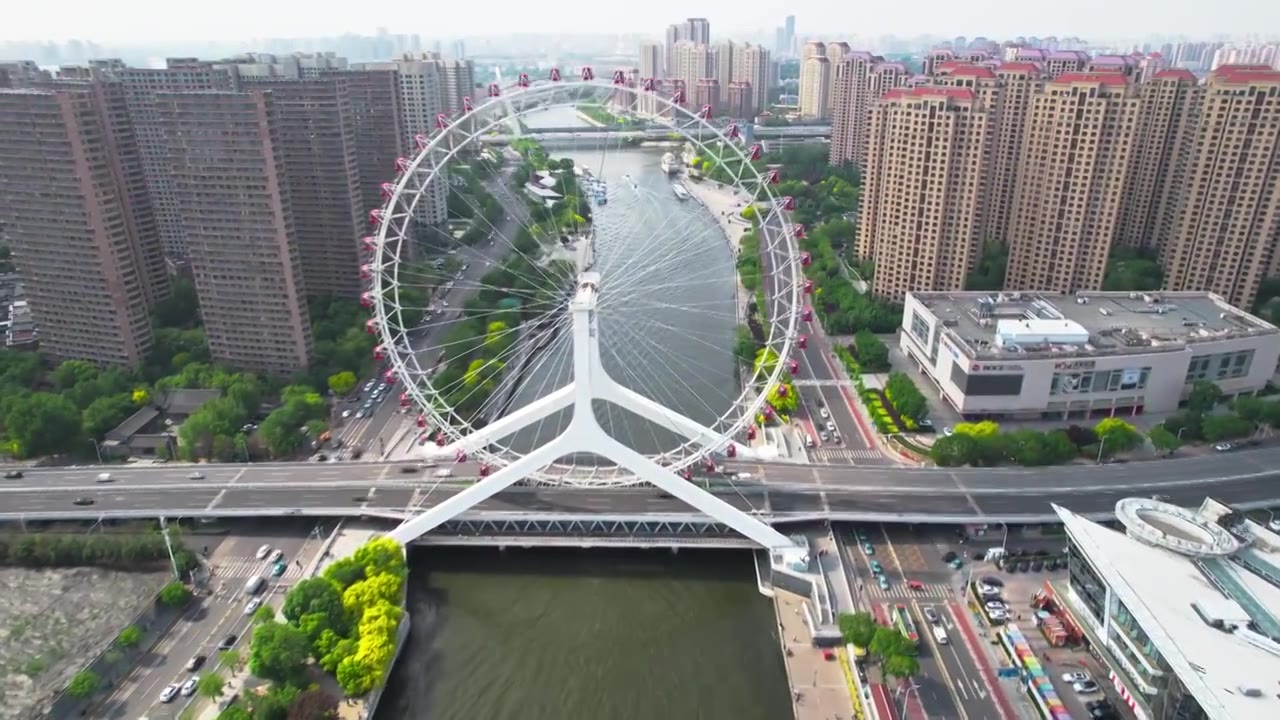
[369,75,804,484]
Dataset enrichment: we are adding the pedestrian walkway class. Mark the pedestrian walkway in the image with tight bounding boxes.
[814,447,883,462]
[211,555,307,581]
[864,582,955,600]
[774,590,856,720]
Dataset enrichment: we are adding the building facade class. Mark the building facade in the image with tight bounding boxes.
[1006,74,1140,293]
[156,90,314,375]
[858,87,991,299]
[900,291,1280,418]
[798,55,831,119]
[0,86,164,365]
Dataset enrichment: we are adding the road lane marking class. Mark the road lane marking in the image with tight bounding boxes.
[880,524,911,585]
[915,602,969,719]
[205,490,227,511]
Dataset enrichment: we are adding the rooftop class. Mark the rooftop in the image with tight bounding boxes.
[1057,502,1280,720]
[910,290,1276,361]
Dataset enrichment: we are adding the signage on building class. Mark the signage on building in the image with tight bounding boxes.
[1054,360,1096,371]
[971,363,1025,373]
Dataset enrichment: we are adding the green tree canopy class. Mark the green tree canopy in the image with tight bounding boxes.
[248,621,311,684]
[1147,425,1182,455]
[5,393,82,458]
[327,371,358,396]
[158,581,194,607]
[196,672,227,700]
[116,625,143,648]
[66,669,100,698]
[838,611,877,648]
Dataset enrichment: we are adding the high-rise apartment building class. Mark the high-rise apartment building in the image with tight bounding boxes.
[638,42,663,80]
[726,81,753,119]
[732,43,772,116]
[240,77,365,298]
[0,85,164,365]
[328,68,404,218]
[353,54,450,225]
[155,91,314,375]
[857,87,992,299]
[712,42,735,107]
[671,42,714,109]
[665,18,711,80]
[111,59,239,259]
[440,57,475,117]
[694,79,720,116]
[798,55,831,119]
[1161,66,1280,309]
[1006,74,1140,293]
[824,42,850,114]
[1118,69,1199,251]
[829,52,898,167]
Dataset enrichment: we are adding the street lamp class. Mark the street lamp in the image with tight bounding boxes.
[1095,435,1108,464]
[87,437,102,464]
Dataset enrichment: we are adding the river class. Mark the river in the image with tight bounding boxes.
[374,548,791,720]
[501,141,742,456]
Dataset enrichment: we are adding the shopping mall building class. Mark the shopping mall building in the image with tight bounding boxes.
[1055,498,1280,720]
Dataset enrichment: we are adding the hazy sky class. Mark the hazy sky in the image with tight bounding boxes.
[4,0,1277,44]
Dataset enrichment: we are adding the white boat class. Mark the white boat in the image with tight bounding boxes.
[660,152,679,175]
[672,183,690,201]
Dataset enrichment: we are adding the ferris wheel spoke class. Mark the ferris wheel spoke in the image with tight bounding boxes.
[374,79,797,483]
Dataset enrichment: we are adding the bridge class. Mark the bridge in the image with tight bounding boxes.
[2,447,1278,529]
[513,123,832,138]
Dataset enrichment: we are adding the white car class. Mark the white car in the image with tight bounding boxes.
[180,677,198,697]
[1213,442,1233,452]
[342,410,351,419]
[244,597,263,616]
[1062,671,1090,684]
[95,472,113,483]
[819,408,830,419]
[433,468,453,478]
[977,584,1002,597]
[159,684,180,703]
[826,421,836,433]
[256,544,272,560]
[187,472,205,480]
[268,549,284,564]
[984,600,1007,612]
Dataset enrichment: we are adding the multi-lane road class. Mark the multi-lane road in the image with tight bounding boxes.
[327,165,536,461]
[4,444,1280,523]
[95,527,327,720]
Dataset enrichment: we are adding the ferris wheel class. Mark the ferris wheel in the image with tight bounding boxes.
[366,69,809,553]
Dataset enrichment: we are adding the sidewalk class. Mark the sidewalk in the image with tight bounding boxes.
[774,590,855,719]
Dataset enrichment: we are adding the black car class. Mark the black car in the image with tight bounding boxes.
[981,576,1005,587]
[1017,560,1031,572]
[3,470,22,479]
[1031,560,1045,572]
[186,655,206,672]
[73,497,95,506]
[218,634,237,650]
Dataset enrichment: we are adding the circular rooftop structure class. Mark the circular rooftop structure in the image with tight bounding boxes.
[1115,498,1239,557]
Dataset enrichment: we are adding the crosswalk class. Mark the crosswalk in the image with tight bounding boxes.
[861,582,957,600]
[814,447,883,462]
[211,555,307,582]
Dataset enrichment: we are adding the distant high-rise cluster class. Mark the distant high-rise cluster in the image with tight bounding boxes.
[646,17,773,120]
[0,51,475,374]
[774,16,796,58]
[842,49,1280,312]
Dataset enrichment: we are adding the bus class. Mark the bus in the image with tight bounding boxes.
[893,604,919,645]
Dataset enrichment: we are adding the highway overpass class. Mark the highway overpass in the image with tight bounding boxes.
[1,447,1278,527]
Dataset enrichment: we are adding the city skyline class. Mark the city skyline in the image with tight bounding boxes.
[5,1,1280,46]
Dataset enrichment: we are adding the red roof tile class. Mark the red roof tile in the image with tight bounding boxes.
[1214,65,1280,84]
[1052,72,1129,87]
[934,60,973,73]
[1152,69,1196,82]
[997,62,1041,73]
[883,86,976,102]
[948,66,996,79]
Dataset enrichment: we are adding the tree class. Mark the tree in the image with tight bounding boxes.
[953,420,1000,438]
[158,581,194,607]
[342,573,403,616]
[248,684,300,720]
[882,653,921,681]
[286,688,340,720]
[853,330,890,372]
[66,669,100,699]
[1094,417,1141,455]
[1202,413,1255,442]
[838,611,877,648]
[1147,425,1182,456]
[1233,396,1268,424]
[248,621,311,684]
[1186,381,1222,414]
[82,393,137,438]
[351,537,407,579]
[884,372,927,420]
[322,556,366,589]
[5,393,83,457]
[217,709,254,720]
[868,626,916,660]
[253,603,278,624]
[283,577,349,634]
[218,649,243,674]
[196,671,227,700]
[116,625,143,649]
[327,371,358,396]
[930,433,983,467]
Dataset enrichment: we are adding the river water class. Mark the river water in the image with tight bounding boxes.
[375,548,791,720]
[501,129,742,455]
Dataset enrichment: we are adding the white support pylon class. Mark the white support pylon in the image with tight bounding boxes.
[390,272,806,565]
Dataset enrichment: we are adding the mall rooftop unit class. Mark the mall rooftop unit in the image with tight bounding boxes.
[995,318,1090,348]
